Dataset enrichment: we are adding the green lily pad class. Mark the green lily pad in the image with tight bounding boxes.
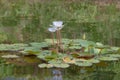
[30,42,49,48]
[108,54,120,58]
[71,53,80,58]
[94,48,101,54]
[0,43,28,51]
[98,57,119,61]
[44,55,57,61]
[47,64,54,68]
[48,59,63,64]
[53,63,70,68]
[73,44,81,46]
[78,40,96,47]
[37,50,57,61]
[1,55,19,58]
[75,61,92,67]
[38,63,53,68]
[111,47,120,51]
[23,47,40,55]
[96,42,103,46]
[69,46,82,49]
[87,59,100,63]
[95,45,110,49]
[75,59,87,62]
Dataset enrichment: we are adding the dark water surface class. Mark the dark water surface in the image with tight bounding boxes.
[0,55,120,80]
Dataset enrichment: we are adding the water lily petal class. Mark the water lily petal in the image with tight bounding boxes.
[48,28,56,32]
[53,21,63,27]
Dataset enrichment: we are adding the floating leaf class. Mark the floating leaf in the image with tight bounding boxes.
[108,54,120,58]
[45,55,57,61]
[48,59,62,64]
[0,43,28,51]
[63,56,75,64]
[38,63,53,68]
[30,42,49,48]
[23,47,40,55]
[87,59,100,63]
[69,46,82,49]
[96,42,103,46]
[98,57,118,61]
[75,61,92,67]
[95,45,110,49]
[53,63,69,68]
[74,39,95,47]
[38,64,47,68]
[111,47,120,51]
[1,55,19,58]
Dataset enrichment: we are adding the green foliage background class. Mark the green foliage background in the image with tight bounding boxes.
[0,0,120,46]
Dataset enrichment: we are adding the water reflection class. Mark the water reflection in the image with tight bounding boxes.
[0,55,120,80]
[2,77,27,80]
[52,69,63,80]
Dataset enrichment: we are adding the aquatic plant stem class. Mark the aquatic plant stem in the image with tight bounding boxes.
[58,30,64,52]
[51,32,55,46]
[58,30,61,45]
[56,30,59,45]
[56,30,60,53]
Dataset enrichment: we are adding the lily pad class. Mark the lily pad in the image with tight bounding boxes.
[23,47,40,55]
[74,39,95,47]
[38,63,53,68]
[75,61,92,67]
[38,64,46,68]
[87,59,100,63]
[95,45,110,49]
[98,57,118,61]
[0,43,28,51]
[1,55,19,58]
[53,63,70,68]
[111,47,120,51]
[69,46,82,49]
[108,54,120,58]
[48,59,63,64]
[30,42,49,48]
[63,56,75,64]
[96,42,103,46]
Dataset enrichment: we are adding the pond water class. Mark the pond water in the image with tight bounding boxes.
[0,53,120,80]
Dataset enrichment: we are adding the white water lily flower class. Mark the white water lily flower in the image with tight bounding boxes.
[53,21,63,27]
[48,27,56,32]
[52,21,64,30]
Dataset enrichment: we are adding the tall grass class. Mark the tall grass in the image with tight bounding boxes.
[0,0,120,46]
